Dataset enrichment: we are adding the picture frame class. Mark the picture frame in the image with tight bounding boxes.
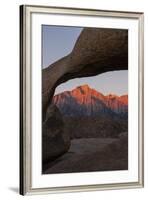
[20,5,144,195]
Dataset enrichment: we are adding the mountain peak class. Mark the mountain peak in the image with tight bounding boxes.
[74,84,91,94]
[53,85,128,117]
[106,94,118,99]
[78,84,90,90]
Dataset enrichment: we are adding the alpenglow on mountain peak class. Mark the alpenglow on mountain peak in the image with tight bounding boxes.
[76,84,90,92]
[53,85,128,118]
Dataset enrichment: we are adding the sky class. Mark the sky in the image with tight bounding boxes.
[42,25,128,96]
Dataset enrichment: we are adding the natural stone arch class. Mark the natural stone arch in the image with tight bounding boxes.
[42,27,128,121]
[42,27,128,164]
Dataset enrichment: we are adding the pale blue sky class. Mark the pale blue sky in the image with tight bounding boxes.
[42,25,82,68]
[42,25,128,96]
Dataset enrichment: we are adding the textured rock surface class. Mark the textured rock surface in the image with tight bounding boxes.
[42,28,128,120]
[42,104,70,164]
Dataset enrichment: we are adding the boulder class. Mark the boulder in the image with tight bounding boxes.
[42,104,71,164]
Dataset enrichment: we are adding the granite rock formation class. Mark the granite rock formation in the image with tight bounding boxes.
[42,104,70,164]
[42,28,128,120]
[42,28,128,163]
[53,85,128,117]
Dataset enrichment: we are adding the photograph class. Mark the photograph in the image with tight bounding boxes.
[20,5,144,195]
[42,25,128,174]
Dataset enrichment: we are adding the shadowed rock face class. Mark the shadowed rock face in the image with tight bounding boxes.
[42,104,70,164]
[42,28,128,120]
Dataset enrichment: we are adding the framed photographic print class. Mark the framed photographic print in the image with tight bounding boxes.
[20,5,144,195]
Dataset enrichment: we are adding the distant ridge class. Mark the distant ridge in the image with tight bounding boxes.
[53,85,128,118]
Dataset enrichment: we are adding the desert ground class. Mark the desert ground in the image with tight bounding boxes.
[43,133,128,174]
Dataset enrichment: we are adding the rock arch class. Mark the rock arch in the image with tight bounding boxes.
[42,27,128,164]
[42,27,128,121]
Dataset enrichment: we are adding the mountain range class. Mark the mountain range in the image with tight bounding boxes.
[53,85,128,119]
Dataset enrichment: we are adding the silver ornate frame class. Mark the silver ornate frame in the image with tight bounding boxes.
[20,5,144,195]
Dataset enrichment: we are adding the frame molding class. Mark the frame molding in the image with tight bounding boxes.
[20,5,144,195]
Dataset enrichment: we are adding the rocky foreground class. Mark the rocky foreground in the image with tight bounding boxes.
[43,133,128,174]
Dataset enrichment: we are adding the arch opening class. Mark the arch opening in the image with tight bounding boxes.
[42,25,128,174]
